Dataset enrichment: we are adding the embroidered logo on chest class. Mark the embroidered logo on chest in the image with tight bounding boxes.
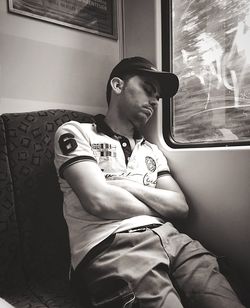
[145,156,156,172]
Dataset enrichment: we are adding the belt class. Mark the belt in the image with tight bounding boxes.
[117,223,161,233]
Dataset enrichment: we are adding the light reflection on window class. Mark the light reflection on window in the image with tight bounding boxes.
[172,0,250,144]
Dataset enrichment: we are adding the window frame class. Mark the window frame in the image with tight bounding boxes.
[161,0,250,148]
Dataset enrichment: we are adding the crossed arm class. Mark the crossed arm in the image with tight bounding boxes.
[63,160,189,221]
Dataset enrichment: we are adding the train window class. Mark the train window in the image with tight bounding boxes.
[162,0,250,146]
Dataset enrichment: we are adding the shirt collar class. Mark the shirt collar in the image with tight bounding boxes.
[94,114,144,141]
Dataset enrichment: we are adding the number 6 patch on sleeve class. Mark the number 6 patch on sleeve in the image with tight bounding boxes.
[59,133,78,155]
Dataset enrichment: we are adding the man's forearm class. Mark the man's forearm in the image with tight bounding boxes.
[63,161,161,221]
[108,180,188,220]
[85,183,161,220]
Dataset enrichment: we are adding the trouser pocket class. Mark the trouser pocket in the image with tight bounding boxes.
[90,277,137,308]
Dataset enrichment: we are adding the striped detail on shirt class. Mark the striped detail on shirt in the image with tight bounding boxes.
[59,156,96,178]
[157,170,171,178]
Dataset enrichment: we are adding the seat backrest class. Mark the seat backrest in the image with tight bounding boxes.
[0,116,24,291]
[1,109,94,283]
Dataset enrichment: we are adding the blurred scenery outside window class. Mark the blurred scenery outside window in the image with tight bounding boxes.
[171,0,250,144]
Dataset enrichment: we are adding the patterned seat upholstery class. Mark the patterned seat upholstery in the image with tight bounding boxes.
[0,117,24,291]
[0,109,95,307]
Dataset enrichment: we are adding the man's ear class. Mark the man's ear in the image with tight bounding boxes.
[110,77,124,95]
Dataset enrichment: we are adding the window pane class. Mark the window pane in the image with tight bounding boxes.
[172,0,250,144]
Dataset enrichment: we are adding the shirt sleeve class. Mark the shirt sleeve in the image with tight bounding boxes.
[153,145,171,178]
[54,121,96,178]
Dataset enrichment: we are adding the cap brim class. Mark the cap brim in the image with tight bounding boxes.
[136,69,179,98]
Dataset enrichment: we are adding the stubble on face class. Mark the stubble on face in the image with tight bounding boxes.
[120,75,159,129]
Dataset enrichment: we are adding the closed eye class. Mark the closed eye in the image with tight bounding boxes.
[143,82,160,100]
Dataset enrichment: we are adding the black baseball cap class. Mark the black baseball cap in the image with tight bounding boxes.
[106,56,179,101]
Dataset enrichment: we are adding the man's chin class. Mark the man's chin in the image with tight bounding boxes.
[133,114,151,129]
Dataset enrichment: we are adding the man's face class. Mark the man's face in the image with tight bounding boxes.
[119,75,161,128]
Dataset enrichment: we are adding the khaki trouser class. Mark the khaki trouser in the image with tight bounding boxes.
[72,223,245,308]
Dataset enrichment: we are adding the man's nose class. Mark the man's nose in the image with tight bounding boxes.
[149,98,159,108]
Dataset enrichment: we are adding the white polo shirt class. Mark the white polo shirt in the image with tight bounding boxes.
[54,114,171,269]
